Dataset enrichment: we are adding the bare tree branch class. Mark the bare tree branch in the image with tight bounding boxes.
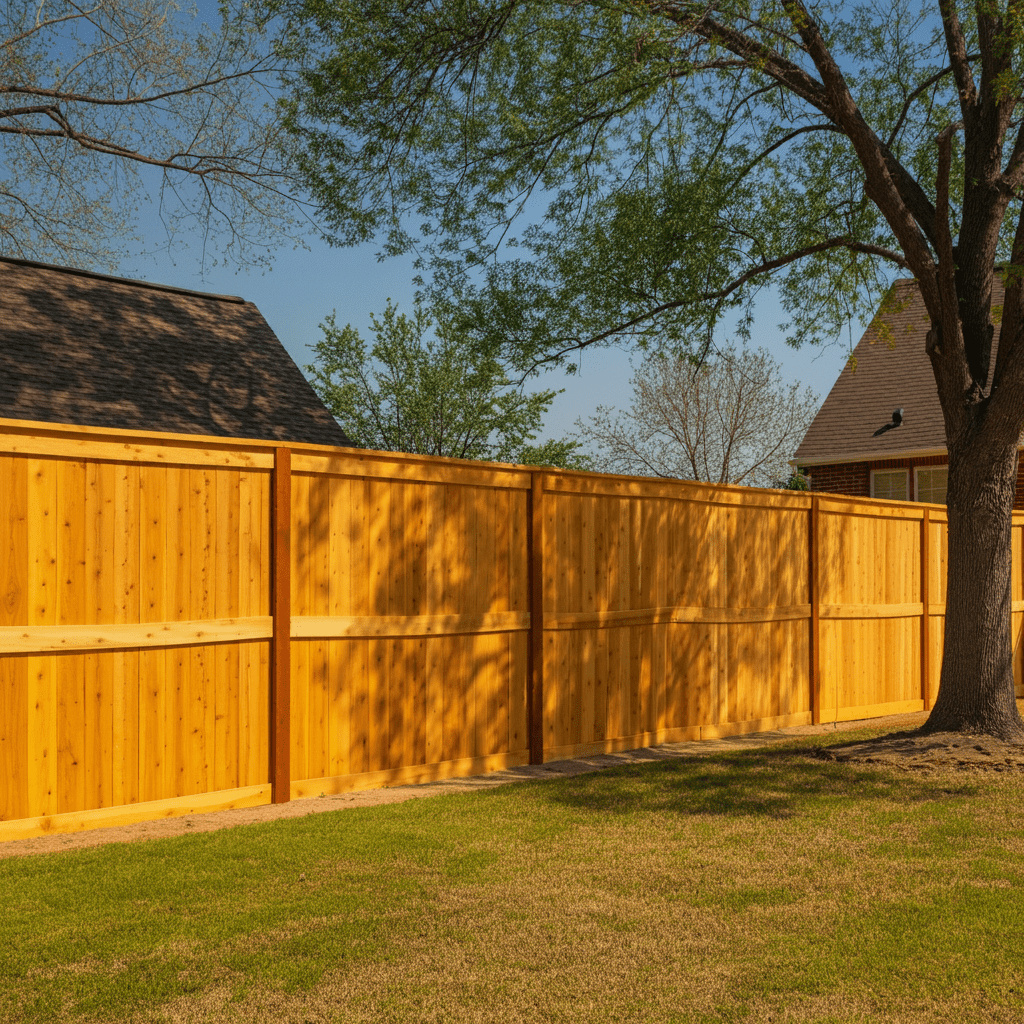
[576,344,819,488]
[0,0,304,270]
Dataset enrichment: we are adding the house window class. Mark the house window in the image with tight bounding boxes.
[916,466,948,504]
[870,469,908,501]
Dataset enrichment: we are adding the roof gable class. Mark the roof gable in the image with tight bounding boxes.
[794,277,1005,464]
[0,257,352,447]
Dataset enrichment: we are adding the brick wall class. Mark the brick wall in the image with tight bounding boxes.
[804,462,869,497]
[806,453,1024,509]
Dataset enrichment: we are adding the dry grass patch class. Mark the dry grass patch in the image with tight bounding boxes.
[3,731,1024,1023]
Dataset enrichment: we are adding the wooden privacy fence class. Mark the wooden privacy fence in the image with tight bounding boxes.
[2,418,1024,841]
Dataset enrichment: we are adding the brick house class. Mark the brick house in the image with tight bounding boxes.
[792,275,1024,507]
[0,256,352,446]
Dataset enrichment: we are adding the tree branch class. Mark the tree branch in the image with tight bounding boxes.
[938,0,978,124]
[515,236,910,376]
[779,0,940,309]
[0,67,277,108]
[661,6,835,119]
[730,121,845,186]
[2,4,100,48]
[885,58,978,149]
[655,0,942,271]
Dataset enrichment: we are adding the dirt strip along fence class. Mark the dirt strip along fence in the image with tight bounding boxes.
[2,418,1023,841]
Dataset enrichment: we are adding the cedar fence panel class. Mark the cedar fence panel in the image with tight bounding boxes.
[0,430,275,837]
[541,476,813,757]
[1,418,1022,840]
[817,498,924,722]
[286,452,532,800]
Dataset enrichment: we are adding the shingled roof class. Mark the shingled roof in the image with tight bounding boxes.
[0,257,352,447]
[793,277,1005,465]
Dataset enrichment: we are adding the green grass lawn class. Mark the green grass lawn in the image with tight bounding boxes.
[4,729,1024,1024]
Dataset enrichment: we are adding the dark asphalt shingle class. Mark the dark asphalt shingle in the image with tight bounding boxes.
[0,257,352,448]
[794,278,1007,464]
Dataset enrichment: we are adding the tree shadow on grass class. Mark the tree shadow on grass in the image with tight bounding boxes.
[530,742,982,821]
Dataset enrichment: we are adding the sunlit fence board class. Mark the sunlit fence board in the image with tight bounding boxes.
[285,457,532,798]
[539,479,816,756]
[0,444,272,831]
[3,420,1024,839]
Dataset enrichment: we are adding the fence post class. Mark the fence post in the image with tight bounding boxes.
[921,507,931,711]
[271,447,292,803]
[810,494,821,725]
[528,472,545,764]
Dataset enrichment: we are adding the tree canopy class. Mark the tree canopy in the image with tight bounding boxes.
[273,0,969,369]
[307,298,590,467]
[1,0,301,270]
[274,0,1024,739]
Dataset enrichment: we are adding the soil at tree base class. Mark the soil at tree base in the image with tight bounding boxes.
[812,726,1024,771]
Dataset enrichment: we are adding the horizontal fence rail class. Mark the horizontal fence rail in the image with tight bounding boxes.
[1,416,1023,840]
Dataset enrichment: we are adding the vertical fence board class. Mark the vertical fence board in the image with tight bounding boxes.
[310,474,331,783]
[327,477,349,778]
[271,449,291,803]
[479,489,498,757]
[0,455,28,820]
[366,481,388,771]
[407,486,427,766]
[388,638,405,770]
[139,468,167,801]
[23,459,56,817]
[349,480,370,776]
[191,470,214,797]
[290,472,310,785]
[165,468,188,798]
[214,470,240,793]
[810,497,821,724]
[114,463,140,807]
[614,501,630,737]
[424,487,444,766]
[91,463,116,808]
[56,460,87,812]
[237,470,258,788]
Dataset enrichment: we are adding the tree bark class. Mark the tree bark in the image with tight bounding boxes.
[922,438,1024,740]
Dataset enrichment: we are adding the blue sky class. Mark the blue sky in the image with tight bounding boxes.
[124,227,863,449]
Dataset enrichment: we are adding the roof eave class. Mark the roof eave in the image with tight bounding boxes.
[790,446,952,468]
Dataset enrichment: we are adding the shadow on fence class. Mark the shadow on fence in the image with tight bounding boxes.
[0,418,1020,840]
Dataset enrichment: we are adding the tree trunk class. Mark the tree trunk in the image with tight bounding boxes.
[922,438,1024,740]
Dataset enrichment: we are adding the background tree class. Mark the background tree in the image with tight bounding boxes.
[273,0,1024,740]
[1,0,300,269]
[577,345,818,487]
[307,299,590,467]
